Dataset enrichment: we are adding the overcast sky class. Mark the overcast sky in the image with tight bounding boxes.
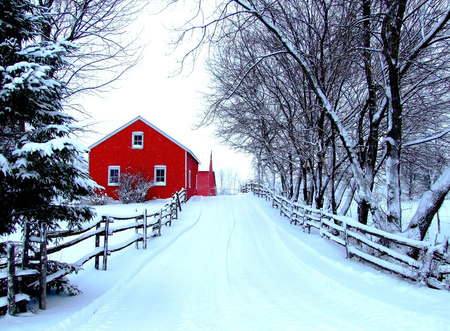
[77,2,252,182]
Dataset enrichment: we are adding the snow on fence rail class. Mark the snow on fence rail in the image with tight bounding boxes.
[0,188,187,316]
[245,183,450,290]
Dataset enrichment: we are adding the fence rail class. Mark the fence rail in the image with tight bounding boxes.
[0,188,187,315]
[245,183,450,290]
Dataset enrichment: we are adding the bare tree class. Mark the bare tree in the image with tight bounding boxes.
[36,0,145,98]
[175,0,450,239]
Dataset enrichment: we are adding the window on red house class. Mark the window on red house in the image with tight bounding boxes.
[132,132,143,149]
[154,166,166,186]
[108,166,120,186]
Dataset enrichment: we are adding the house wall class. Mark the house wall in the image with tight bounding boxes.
[185,152,199,198]
[89,119,198,200]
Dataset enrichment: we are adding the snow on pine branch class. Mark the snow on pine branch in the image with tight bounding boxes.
[2,61,60,93]
[0,154,11,176]
[13,137,89,158]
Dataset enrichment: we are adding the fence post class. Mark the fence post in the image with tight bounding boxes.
[319,209,324,237]
[95,220,101,270]
[135,216,139,249]
[158,210,162,237]
[176,192,182,212]
[174,197,179,219]
[420,233,438,283]
[7,242,16,316]
[343,220,349,259]
[143,209,148,249]
[39,222,47,310]
[303,207,311,234]
[172,201,177,220]
[290,205,298,225]
[102,216,111,271]
[300,206,305,228]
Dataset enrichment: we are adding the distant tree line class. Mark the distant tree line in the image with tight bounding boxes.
[217,167,242,195]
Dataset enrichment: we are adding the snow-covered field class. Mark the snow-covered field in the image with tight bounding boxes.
[2,194,450,330]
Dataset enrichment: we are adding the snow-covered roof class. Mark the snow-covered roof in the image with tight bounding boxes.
[88,116,201,164]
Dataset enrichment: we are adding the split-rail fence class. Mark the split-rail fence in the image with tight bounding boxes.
[245,183,450,290]
[0,188,187,316]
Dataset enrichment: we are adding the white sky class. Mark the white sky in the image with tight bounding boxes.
[77,2,252,182]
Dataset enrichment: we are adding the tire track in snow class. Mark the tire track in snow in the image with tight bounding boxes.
[243,196,364,329]
[225,197,349,330]
[175,196,241,330]
[245,194,447,331]
[224,196,326,330]
[67,197,205,331]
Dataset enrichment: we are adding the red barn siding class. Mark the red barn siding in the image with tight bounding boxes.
[89,116,201,200]
[197,171,216,196]
[185,152,199,198]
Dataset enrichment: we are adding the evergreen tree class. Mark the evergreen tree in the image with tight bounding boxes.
[0,0,97,236]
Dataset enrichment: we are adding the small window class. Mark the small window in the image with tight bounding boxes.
[108,166,120,186]
[154,165,166,186]
[189,170,191,188]
[132,132,144,149]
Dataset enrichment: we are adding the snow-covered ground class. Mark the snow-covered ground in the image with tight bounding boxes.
[2,194,450,330]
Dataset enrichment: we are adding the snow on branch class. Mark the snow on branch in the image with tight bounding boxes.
[403,128,450,148]
[0,155,11,176]
[224,50,288,100]
[13,137,88,158]
[400,8,450,77]
[232,0,375,208]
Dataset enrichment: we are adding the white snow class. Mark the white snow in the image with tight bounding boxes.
[2,194,450,330]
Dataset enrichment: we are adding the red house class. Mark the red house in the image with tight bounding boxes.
[89,116,216,200]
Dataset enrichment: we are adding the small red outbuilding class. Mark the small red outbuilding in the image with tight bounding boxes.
[197,152,217,196]
[89,116,216,200]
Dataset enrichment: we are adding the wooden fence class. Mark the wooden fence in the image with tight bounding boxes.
[0,188,187,315]
[245,183,450,290]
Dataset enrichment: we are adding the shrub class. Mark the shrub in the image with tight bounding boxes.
[82,192,114,205]
[117,172,154,204]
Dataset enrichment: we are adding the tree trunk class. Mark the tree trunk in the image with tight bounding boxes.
[7,242,16,316]
[39,222,48,310]
[382,0,407,231]
[405,166,450,240]
[339,182,356,216]
[292,167,302,202]
[357,200,370,225]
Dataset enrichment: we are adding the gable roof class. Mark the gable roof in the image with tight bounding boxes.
[89,116,201,164]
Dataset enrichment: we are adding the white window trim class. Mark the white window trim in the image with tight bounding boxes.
[154,165,167,186]
[189,170,191,188]
[132,131,144,149]
[108,166,120,186]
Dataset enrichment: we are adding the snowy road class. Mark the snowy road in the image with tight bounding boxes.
[72,195,449,331]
